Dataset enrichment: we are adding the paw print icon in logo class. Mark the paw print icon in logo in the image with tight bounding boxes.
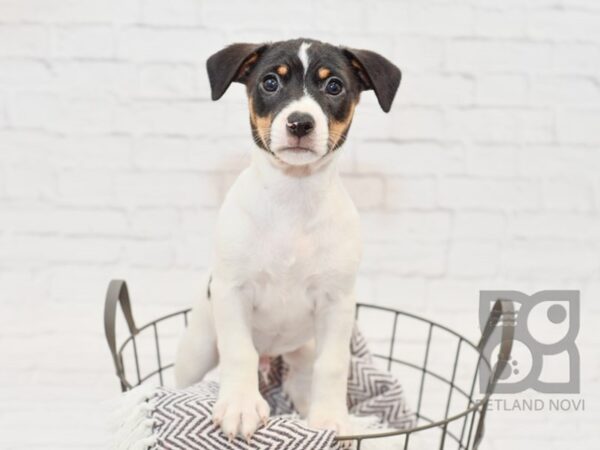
[479,290,580,394]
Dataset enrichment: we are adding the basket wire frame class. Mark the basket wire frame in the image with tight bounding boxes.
[104,280,514,450]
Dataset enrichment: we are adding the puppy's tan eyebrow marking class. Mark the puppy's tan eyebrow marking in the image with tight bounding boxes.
[318,67,330,79]
[276,65,289,76]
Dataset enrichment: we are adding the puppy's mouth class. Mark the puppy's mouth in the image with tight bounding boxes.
[277,146,316,154]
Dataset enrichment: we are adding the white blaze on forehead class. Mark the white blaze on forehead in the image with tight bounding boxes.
[298,42,311,75]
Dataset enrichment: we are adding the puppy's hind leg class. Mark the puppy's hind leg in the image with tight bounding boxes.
[174,293,218,388]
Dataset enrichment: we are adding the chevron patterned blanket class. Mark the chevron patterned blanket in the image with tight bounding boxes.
[114,328,415,450]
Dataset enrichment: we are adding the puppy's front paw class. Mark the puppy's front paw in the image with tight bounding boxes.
[212,390,270,442]
[308,408,350,433]
[308,409,352,447]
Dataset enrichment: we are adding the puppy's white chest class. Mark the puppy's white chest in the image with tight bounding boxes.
[213,164,362,357]
[250,230,321,355]
[251,286,315,355]
[262,229,314,273]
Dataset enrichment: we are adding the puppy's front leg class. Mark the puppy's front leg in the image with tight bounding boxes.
[308,293,355,437]
[211,278,270,442]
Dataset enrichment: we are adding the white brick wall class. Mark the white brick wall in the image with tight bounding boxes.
[0,1,599,449]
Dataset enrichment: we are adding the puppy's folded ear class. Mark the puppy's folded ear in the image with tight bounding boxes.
[343,48,401,113]
[206,43,268,101]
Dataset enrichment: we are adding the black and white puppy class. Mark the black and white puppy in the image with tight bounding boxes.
[175,38,401,442]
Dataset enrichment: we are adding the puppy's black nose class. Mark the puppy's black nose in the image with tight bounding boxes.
[286,112,315,138]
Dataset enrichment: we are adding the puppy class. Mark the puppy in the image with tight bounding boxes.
[174,38,400,442]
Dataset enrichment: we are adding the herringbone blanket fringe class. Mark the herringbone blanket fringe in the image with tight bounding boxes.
[114,328,416,449]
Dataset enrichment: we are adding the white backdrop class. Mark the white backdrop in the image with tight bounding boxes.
[0,0,599,449]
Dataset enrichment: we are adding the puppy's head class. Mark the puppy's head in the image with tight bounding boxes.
[207,39,401,167]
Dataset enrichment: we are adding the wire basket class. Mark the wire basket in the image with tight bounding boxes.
[104,280,514,449]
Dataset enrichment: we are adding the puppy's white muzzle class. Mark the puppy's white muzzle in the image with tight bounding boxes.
[270,95,329,166]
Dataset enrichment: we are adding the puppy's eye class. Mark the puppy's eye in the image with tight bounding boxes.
[325,78,343,96]
[262,75,279,92]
